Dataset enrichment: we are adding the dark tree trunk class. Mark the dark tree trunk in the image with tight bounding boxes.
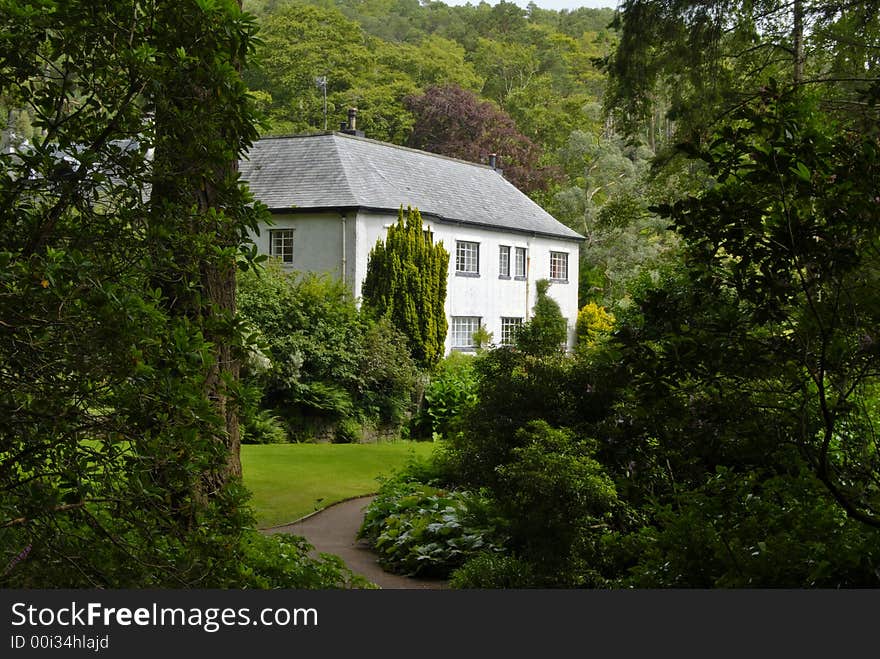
[793,0,804,84]
[149,0,247,499]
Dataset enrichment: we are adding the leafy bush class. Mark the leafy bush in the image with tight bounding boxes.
[421,352,478,439]
[494,421,619,583]
[442,348,578,487]
[358,479,507,577]
[333,417,363,444]
[356,317,422,428]
[471,324,494,350]
[236,531,375,589]
[449,553,538,589]
[241,408,289,444]
[575,301,615,351]
[624,467,880,588]
[514,279,568,356]
[237,263,422,438]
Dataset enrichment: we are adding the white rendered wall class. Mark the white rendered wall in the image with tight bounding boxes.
[249,211,356,287]
[352,210,580,353]
[253,210,580,353]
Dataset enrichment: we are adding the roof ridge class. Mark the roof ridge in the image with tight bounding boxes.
[258,131,499,172]
[331,132,498,171]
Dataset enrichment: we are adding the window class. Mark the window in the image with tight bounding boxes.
[456,241,480,275]
[269,229,295,264]
[498,245,511,277]
[515,247,527,278]
[550,251,568,281]
[500,317,523,345]
[451,316,481,349]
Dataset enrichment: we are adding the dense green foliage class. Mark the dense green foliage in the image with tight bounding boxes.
[358,477,507,578]
[513,279,568,357]
[1,0,260,587]
[0,0,376,589]
[238,261,420,440]
[419,352,478,440]
[650,87,880,528]
[606,1,880,146]
[237,531,374,588]
[548,130,681,303]
[361,206,449,370]
[448,552,538,589]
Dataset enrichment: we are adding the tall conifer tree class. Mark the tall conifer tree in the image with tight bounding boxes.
[362,206,449,369]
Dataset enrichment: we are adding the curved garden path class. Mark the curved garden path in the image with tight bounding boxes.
[266,495,447,590]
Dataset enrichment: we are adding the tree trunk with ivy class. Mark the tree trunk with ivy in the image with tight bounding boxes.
[0,0,265,586]
[150,0,263,491]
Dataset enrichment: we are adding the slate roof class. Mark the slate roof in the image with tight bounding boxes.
[239,132,583,242]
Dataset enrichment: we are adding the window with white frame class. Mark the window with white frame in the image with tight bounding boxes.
[451,316,481,349]
[269,229,295,264]
[515,247,527,278]
[499,245,511,277]
[500,317,523,345]
[550,251,568,281]
[456,240,480,274]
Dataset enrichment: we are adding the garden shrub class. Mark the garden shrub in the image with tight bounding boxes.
[514,279,567,357]
[449,553,538,589]
[358,479,507,577]
[494,421,619,582]
[333,417,363,444]
[356,317,422,429]
[236,531,375,589]
[389,451,456,487]
[241,408,288,444]
[237,263,422,439]
[575,301,615,352]
[624,467,880,588]
[420,352,478,439]
[442,348,577,487]
[361,206,449,370]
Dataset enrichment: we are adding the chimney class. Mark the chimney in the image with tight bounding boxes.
[489,153,503,176]
[340,108,365,137]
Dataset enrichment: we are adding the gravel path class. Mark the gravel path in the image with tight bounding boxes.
[265,495,447,590]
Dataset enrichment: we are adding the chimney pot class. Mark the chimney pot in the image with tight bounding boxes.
[340,108,365,137]
[489,153,497,170]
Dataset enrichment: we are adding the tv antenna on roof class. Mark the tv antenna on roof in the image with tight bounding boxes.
[315,76,328,130]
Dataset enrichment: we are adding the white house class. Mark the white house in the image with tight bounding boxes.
[239,129,584,353]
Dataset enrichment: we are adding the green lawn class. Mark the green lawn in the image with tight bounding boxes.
[241,441,436,528]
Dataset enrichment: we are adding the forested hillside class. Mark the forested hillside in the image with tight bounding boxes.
[241,0,674,304]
